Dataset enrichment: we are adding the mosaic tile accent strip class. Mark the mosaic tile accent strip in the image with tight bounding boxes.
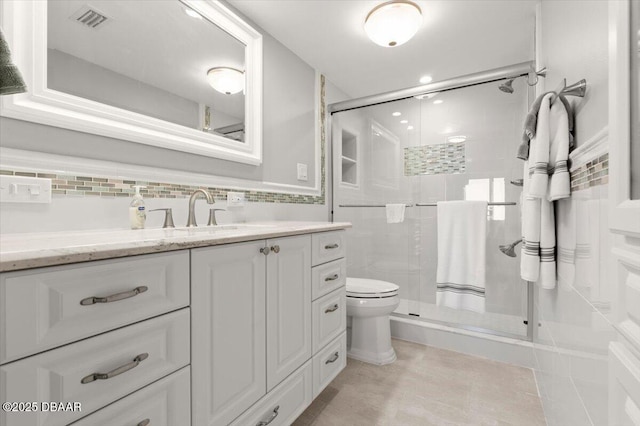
[404,142,466,176]
[0,77,327,205]
[570,152,609,192]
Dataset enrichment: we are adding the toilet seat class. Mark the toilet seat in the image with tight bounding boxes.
[346,277,399,298]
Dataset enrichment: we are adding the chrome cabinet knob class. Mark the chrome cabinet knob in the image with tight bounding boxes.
[270,245,280,253]
[260,247,271,255]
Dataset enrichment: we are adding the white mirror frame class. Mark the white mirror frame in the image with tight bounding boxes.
[0,0,263,165]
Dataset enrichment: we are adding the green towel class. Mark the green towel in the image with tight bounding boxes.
[0,28,27,95]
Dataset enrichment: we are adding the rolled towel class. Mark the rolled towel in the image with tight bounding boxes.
[0,28,27,95]
[386,204,406,224]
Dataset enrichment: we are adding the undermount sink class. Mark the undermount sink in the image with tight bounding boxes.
[171,223,277,234]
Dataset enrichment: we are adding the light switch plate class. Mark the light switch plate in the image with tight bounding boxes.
[0,175,52,204]
[297,163,308,181]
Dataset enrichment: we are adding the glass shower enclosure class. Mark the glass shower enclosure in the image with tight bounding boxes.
[331,66,533,340]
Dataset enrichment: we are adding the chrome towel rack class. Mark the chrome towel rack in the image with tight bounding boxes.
[338,202,517,208]
[550,78,587,103]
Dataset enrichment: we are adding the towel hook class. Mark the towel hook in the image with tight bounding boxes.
[550,78,587,103]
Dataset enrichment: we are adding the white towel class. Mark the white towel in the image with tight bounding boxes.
[520,93,572,289]
[556,198,576,290]
[436,200,487,313]
[386,204,406,223]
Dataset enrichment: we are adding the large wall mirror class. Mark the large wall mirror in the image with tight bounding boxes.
[1,0,263,165]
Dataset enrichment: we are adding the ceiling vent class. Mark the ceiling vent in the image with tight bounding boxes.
[70,5,110,29]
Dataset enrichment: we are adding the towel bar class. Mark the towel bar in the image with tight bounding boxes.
[338,202,517,208]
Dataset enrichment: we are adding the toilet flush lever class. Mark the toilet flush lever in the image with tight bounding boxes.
[325,303,339,313]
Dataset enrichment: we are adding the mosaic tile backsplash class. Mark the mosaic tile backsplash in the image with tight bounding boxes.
[404,142,466,176]
[0,77,327,206]
[570,153,608,192]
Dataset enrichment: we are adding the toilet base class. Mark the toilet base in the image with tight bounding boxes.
[348,346,397,365]
[347,314,397,365]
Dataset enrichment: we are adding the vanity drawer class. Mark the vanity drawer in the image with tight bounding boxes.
[312,258,346,301]
[0,309,190,426]
[311,231,346,266]
[71,366,190,426]
[312,332,347,398]
[229,360,312,426]
[0,251,189,364]
[312,287,346,353]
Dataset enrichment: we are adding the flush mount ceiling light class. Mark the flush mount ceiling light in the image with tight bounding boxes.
[364,0,422,47]
[400,119,408,124]
[433,99,443,105]
[447,135,467,143]
[392,111,401,116]
[206,67,244,95]
[419,75,432,84]
[407,125,414,130]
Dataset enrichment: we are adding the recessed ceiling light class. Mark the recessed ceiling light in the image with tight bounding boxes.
[419,75,432,84]
[407,125,414,130]
[447,135,467,143]
[400,119,408,124]
[184,7,202,19]
[392,112,401,117]
[364,0,422,48]
[433,99,444,104]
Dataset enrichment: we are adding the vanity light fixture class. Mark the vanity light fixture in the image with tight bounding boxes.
[364,0,422,48]
[392,111,401,116]
[184,7,203,19]
[206,67,244,95]
[447,135,467,143]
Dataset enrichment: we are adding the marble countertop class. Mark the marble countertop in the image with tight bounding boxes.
[0,221,351,272]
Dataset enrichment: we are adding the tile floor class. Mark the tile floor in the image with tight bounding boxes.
[293,339,545,426]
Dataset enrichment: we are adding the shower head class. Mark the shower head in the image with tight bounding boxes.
[499,79,515,94]
[499,239,523,257]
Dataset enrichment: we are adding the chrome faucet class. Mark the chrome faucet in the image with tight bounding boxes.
[186,189,215,227]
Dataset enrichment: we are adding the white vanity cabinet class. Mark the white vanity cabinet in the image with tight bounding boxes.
[0,225,348,426]
[191,234,312,426]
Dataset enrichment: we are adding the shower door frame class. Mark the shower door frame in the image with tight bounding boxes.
[328,62,537,342]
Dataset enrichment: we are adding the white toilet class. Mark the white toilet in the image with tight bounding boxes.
[346,277,400,365]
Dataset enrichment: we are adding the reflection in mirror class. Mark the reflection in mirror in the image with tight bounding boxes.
[47,0,246,142]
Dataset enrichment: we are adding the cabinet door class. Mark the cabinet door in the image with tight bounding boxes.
[191,241,266,426]
[266,235,312,391]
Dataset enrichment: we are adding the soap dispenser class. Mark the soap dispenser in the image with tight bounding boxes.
[129,185,146,229]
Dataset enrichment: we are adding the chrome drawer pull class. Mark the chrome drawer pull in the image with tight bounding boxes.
[137,420,150,426]
[325,274,339,282]
[260,247,271,256]
[325,303,339,313]
[325,352,339,364]
[80,286,148,306]
[270,245,280,253]
[81,353,149,384]
[256,406,279,426]
[324,243,339,249]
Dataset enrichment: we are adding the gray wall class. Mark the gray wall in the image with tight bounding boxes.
[48,49,201,129]
[1,18,318,189]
